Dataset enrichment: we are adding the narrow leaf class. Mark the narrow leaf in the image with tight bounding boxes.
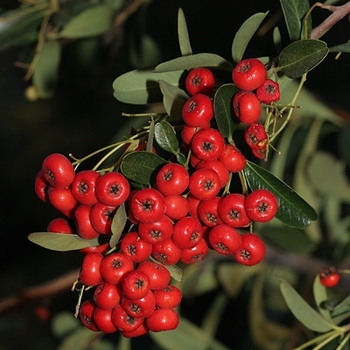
[165,264,183,283]
[33,40,61,98]
[177,8,192,56]
[244,161,318,228]
[155,53,231,73]
[120,151,167,185]
[279,277,334,333]
[158,79,188,121]
[58,5,113,38]
[278,39,328,79]
[213,84,239,141]
[28,232,100,251]
[231,12,269,63]
[313,275,333,322]
[329,43,350,53]
[279,0,310,41]
[113,69,185,104]
[110,204,127,248]
[154,120,179,154]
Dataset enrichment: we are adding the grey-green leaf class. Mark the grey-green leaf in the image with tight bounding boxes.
[244,161,318,228]
[177,8,192,56]
[279,277,334,333]
[213,84,239,141]
[33,40,61,98]
[120,151,167,185]
[28,232,100,251]
[58,5,113,38]
[113,69,185,104]
[231,12,269,63]
[159,79,188,121]
[155,53,232,73]
[110,203,127,248]
[154,120,179,154]
[329,43,350,53]
[278,39,328,78]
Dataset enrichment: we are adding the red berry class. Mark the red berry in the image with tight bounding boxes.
[244,122,268,150]
[319,267,341,288]
[93,306,117,333]
[172,216,203,249]
[244,189,278,222]
[74,204,100,239]
[208,224,241,255]
[71,170,99,205]
[95,172,130,206]
[256,79,280,104]
[47,217,74,234]
[34,170,50,203]
[122,270,150,300]
[185,67,215,96]
[182,94,214,127]
[233,233,265,266]
[80,243,109,255]
[164,195,189,220]
[120,231,152,263]
[138,214,173,244]
[79,252,103,287]
[232,58,266,91]
[233,91,261,124]
[156,163,189,196]
[151,238,182,265]
[90,202,117,235]
[42,153,75,189]
[180,238,209,264]
[146,308,179,332]
[191,128,225,162]
[121,321,149,338]
[100,253,134,284]
[198,196,223,227]
[121,290,156,318]
[111,304,144,333]
[154,285,182,309]
[196,160,229,188]
[79,300,99,331]
[181,124,210,145]
[48,186,77,213]
[219,144,246,173]
[188,168,221,200]
[137,261,171,290]
[93,281,122,310]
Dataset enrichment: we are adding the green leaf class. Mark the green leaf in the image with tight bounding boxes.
[155,53,232,72]
[58,327,100,350]
[51,311,80,338]
[120,151,167,185]
[177,8,192,56]
[58,5,113,38]
[278,39,328,78]
[244,161,318,228]
[110,203,127,248]
[165,264,183,283]
[279,0,311,41]
[279,277,334,333]
[28,232,100,251]
[33,40,61,98]
[159,79,188,121]
[176,152,187,166]
[329,43,350,53]
[213,84,239,141]
[313,275,333,322]
[154,120,179,154]
[0,3,48,50]
[231,12,269,63]
[113,69,185,104]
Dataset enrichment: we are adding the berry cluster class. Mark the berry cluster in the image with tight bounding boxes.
[33,58,281,338]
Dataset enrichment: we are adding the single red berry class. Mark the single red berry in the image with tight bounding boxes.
[245,189,278,222]
[182,94,214,127]
[129,188,165,224]
[122,270,150,300]
[93,281,122,310]
[244,123,268,150]
[80,243,109,255]
[121,321,149,338]
[251,145,267,160]
[181,124,210,146]
[90,202,117,235]
[156,163,189,196]
[138,214,173,244]
[79,252,104,286]
[151,238,182,265]
[164,195,189,220]
[47,186,77,213]
[185,67,215,96]
[319,267,341,288]
[154,285,182,309]
[218,193,251,228]
[47,217,74,234]
[111,304,144,333]
[172,216,203,249]
[190,153,202,168]
[232,58,266,91]
[233,233,265,266]
[121,290,156,318]
[191,128,225,162]
[180,238,209,264]
[137,261,171,290]
[233,91,261,124]
[74,204,100,239]
[198,196,223,227]
[188,168,221,200]
[120,231,152,263]
[256,79,280,104]
[42,153,75,189]
[100,253,134,284]
[71,170,99,205]
[79,300,99,331]
[93,306,117,333]
[208,224,241,255]
[196,160,230,188]
[95,172,130,207]
[34,169,50,203]
[219,144,246,173]
[146,308,179,332]
[187,194,201,219]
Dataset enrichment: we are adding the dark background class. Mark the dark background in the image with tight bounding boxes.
[0,0,349,349]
